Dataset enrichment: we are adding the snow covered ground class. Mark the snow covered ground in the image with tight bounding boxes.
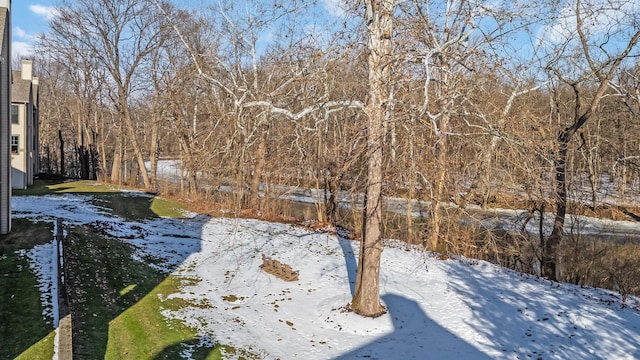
[13,191,640,359]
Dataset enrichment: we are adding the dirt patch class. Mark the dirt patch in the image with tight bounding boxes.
[0,219,53,247]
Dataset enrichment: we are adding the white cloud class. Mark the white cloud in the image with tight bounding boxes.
[13,41,33,57]
[541,0,640,46]
[29,5,60,20]
[322,0,347,18]
[12,27,35,57]
[14,26,31,40]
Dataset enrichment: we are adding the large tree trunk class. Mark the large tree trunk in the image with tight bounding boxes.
[79,129,90,180]
[121,102,151,190]
[76,103,93,180]
[58,130,65,177]
[543,135,569,280]
[99,113,108,180]
[90,128,98,180]
[111,136,123,185]
[149,114,160,192]
[178,134,197,197]
[325,161,346,225]
[351,0,394,318]
[403,117,417,243]
[428,127,448,251]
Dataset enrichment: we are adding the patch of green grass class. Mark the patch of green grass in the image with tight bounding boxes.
[119,284,138,296]
[92,193,157,221]
[13,179,117,196]
[16,180,188,220]
[14,179,159,220]
[0,220,55,359]
[93,194,187,221]
[45,180,117,193]
[66,225,168,358]
[15,179,159,221]
[0,249,53,357]
[10,182,252,359]
[151,197,188,218]
[15,330,56,360]
[0,248,53,358]
[66,225,245,359]
[106,276,223,360]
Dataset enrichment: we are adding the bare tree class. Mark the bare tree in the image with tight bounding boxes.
[152,0,367,210]
[349,0,394,318]
[37,28,107,180]
[390,0,545,250]
[609,64,640,196]
[542,0,640,280]
[48,0,170,190]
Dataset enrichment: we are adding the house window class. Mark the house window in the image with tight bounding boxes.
[11,136,18,154]
[11,105,18,124]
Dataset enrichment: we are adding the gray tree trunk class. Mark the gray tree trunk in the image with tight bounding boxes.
[351,0,394,318]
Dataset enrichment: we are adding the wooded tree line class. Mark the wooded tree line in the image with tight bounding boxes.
[31,0,640,314]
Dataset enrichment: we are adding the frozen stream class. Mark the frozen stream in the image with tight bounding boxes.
[152,160,640,243]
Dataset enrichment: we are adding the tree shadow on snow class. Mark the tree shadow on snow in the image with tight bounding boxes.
[445,261,640,359]
[334,293,491,359]
[336,236,489,359]
[152,337,219,360]
[338,238,358,295]
[63,201,215,359]
[10,182,223,358]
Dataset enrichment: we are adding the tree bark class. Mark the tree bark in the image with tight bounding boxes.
[120,98,152,190]
[58,130,65,177]
[428,126,448,251]
[79,129,90,180]
[325,161,346,225]
[351,0,394,318]
[543,136,569,279]
[100,113,108,180]
[405,123,416,243]
[249,121,268,209]
[178,133,197,197]
[110,135,123,185]
[149,113,160,192]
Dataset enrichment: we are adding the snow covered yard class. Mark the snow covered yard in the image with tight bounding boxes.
[14,190,640,359]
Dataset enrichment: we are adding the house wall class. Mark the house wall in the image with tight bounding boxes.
[11,103,26,189]
[26,98,32,186]
[0,3,11,234]
[11,59,38,190]
[32,77,39,182]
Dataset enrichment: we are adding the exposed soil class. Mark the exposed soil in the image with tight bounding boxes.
[0,219,53,247]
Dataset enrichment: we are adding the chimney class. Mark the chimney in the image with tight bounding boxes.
[21,60,32,81]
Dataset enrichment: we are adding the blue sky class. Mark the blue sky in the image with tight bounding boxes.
[12,1,59,58]
[10,0,344,59]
